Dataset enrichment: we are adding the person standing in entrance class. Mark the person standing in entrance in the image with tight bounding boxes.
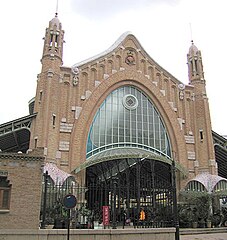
[139,208,145,227]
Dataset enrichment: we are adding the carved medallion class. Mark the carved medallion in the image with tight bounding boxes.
[72,66,79,75]
[125,51,135,65]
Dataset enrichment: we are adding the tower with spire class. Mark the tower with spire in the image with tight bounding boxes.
[29,13,68,168]
[41,13,64,71]
[187,41,216,174]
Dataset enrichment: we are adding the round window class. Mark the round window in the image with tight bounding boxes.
[122,94,138,110]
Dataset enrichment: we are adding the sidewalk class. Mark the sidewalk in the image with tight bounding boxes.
[180,228,227,240]
[181,232,227,240]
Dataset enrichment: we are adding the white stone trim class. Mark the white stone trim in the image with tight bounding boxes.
[95,81,101,87]
[60,122,73,133]
[59,141,70,151]
[209,159,216,166]
[188,151,196,160]
[160,89,165,96]
[169,102,177,112]
[75,106,82,119]
[194,160,199,167]
[85,90,92,99]
[56,151,61,159]
[177,118,185,130]
[185,135,195,144]
[104,74,109,79]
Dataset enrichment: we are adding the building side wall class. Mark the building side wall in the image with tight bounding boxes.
[0,150,44,229]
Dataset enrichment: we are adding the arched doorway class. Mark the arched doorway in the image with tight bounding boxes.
[85,157,174,228]
[80,85,182,229]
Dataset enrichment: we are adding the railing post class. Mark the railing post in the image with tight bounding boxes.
[40,171,48,229]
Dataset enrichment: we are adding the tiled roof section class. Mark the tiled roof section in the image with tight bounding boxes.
[44,162,72,185]
[192,172,227,193]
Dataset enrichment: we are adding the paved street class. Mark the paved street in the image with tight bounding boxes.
[181,232,227,240]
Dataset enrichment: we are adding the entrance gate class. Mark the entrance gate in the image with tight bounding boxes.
[86,158,175,228]
[40,158,178,231]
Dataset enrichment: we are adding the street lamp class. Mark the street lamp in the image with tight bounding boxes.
[112,176,118,229]
[171,159,180,240]
[40,171,49,229]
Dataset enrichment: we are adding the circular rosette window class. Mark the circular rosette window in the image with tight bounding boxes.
[122,94,138,110]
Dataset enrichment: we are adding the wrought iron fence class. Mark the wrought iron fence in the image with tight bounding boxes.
[40,168,176,229]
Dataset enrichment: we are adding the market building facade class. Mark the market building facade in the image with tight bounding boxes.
[1,14,227,232]
[29,14,216,187]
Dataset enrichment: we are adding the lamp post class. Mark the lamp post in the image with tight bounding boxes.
[40,171,48,229]
[112,177,118,229]
[171,160,180,240]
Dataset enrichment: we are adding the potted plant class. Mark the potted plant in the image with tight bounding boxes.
[206,217,212,228]
[192,210,198,228]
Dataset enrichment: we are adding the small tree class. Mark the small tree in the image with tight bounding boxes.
[179,190,211,226]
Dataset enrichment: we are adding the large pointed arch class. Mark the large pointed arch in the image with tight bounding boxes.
[86,86,171,159]
[70,70,188,177]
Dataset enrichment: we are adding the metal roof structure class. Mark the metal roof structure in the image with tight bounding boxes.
[0,113,36,153]
[212,130,227,179]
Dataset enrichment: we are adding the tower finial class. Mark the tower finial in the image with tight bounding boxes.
[55,0,59,17]
[189,22,193,43]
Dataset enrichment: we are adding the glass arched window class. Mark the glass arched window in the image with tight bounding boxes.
[86,86,171,158]
[185,180,206,192]
[213,180,227,192]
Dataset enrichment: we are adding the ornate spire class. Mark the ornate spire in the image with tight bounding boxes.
[41,11,65,69]
[187,40,204,83]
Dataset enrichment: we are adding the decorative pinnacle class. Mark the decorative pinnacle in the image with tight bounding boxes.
[55,0,59,17]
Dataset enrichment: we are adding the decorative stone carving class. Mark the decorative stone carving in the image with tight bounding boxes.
[178,83,185,100]
[125,50,135,65]
[73,76,79,86]
[178,83,185,91]
[71,66,79,86]
[72,66,79,75]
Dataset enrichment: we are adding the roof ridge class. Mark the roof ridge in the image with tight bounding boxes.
[72,31,132,68]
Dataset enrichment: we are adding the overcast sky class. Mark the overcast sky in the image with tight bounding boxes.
[0,0,227,135]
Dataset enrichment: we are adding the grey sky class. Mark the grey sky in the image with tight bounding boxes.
[0,0,227,135]
[70,0,180,19]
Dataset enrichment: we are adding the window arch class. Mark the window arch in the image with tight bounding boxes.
[86,86,171,158]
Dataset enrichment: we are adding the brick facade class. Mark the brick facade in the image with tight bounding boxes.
[29,15,216,190]
[0,149,44,229]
